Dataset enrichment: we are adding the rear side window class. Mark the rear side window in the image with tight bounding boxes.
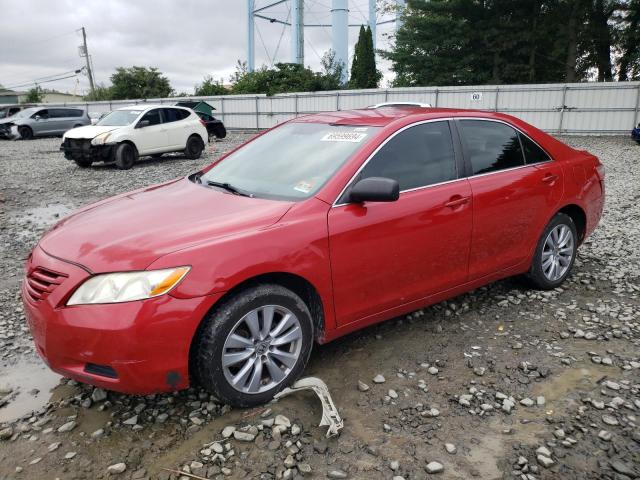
[358,121,457,191]
[140,109,162,126]
[162,108,190,123]
[519,132,551,164]
[459,120,525,175]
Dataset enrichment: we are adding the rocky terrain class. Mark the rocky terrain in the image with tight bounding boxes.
[0,134,638,480]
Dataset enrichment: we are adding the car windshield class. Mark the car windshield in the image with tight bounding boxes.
[200,122,379,201]
[97,110,143,126]
[13,109,35,119]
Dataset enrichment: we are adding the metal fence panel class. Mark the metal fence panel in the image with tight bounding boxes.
[36,81,639,134]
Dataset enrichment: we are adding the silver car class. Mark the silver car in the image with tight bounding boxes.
[0,107,90,140]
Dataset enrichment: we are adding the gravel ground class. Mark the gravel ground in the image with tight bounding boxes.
[0,133,639,480]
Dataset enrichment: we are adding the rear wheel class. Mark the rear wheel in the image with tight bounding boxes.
[184,135,204,159]
[114,142,137,170]
[526,212,577,290]
[18,126,33,140]
[192,284,313,407]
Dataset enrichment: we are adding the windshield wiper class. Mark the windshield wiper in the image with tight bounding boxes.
[205,180,253,197]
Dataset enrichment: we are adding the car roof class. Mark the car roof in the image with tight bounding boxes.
[292,106,516,127]
[118,104,190,111]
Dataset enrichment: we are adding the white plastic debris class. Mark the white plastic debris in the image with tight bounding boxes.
[274,376,344,437]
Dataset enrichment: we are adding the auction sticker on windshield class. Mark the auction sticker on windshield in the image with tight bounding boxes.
[321,132,367,143]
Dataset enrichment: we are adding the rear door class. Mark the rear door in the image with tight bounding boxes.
[328,120,473,326]
[458,119,564,280]
[134,108,168,154]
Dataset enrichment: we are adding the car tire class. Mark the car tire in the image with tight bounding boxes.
[213,124,227,139]
[184,135,204,159]
[74,158,93,168]
[191,284,314,407]
[114,143,137,170]
[18,126,33,140]
[526,212,578,290]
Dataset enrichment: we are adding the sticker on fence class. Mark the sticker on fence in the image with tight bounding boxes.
[321,132,367,143]
[470,92,483,102]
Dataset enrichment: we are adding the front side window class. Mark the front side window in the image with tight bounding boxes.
[32,109,49,119]
[356,121,457,191]
[200,122,380,201]
[460,120,525,175]
[139,109,162,126]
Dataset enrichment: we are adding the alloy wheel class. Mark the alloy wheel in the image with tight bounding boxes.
[542,224,574,281]
[222,305,303,394]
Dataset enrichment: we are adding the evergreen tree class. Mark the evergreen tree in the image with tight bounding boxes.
[350,25,381,88]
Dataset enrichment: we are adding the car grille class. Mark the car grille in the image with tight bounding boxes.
[64,138,91,151]
[24,267,68,302]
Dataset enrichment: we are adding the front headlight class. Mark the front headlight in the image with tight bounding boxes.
[67,266,190,305]
[91,132,112,145]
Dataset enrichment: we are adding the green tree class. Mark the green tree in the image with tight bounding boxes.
[617,0,640,80]
[231,61,343,96]
[349,26,381,88]
[384,0,594,86]
[23,85,44,103]
[84,84,112,101]
[109,66,173,100]
[194,75,228,96]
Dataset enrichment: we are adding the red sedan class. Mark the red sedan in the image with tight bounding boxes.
[22,106,605,406]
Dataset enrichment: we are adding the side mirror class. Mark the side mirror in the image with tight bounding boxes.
[348,177,399,203]
[136,120,150,129]
[34,115,41,121]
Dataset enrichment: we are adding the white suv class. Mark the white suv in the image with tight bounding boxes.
[61,105,209,169]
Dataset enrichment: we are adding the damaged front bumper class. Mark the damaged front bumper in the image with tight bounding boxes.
[61,138,115,162]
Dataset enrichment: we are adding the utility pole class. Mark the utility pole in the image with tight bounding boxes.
[247,0,255,72]
[291,0,304,65]
[80,27,96,96]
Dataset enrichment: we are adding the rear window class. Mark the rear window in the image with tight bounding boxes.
[163,108,190,123]
[459,120,525,175]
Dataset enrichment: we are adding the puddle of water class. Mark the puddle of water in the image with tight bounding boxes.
[533,363,614,407]
[0,359,61,423]
[11,204,73,229]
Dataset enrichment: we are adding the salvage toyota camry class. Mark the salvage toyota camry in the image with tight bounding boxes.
[22,105,605,406]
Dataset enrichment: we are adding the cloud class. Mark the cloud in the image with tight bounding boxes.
[0,0,397,96]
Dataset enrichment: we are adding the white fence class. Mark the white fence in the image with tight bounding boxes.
[45,81,640,135]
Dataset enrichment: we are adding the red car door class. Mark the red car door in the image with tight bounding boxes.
[328,120,473,327]
[457,119,564,280]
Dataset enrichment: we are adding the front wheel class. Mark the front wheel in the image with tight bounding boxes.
[114,143,137,170]
[526,213,577,290]
[18,126,33,140]
[191,284,313,407]
[74,158,93,168]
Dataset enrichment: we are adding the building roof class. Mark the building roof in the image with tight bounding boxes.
[0,90,26,97]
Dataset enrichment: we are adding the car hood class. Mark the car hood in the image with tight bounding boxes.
[64,125,121,139]
[39,177,293,272]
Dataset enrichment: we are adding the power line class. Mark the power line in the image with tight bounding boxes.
[1,71,83,91]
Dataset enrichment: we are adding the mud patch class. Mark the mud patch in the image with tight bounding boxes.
[0,358,61,423]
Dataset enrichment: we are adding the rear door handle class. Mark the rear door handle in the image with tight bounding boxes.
[444,196,470,208]
[542,173,559,184]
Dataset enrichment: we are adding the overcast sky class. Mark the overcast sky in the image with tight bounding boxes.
[0,0,398,96]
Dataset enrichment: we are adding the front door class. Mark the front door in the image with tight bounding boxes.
[328,120,473,326]
[135,108,168,154]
